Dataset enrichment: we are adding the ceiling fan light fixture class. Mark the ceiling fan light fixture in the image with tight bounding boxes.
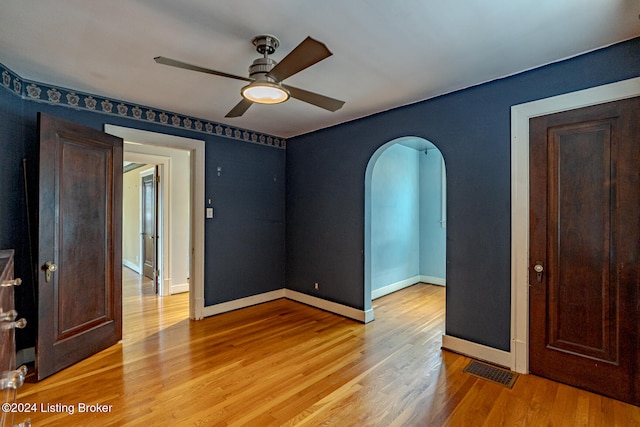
[241,81,290,104]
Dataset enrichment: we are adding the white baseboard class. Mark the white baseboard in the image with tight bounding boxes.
[157,278,171,297]
[372,275,446,300]
[122,259,141,274]
[170,282,189,294]
[441,334,512,368]
[285,289,374,323]
[201,288,374,323]
[202,289,286,317]
[419,275,446,286]
[363,308,375,323]
[512,338,527,373]
[372,276,421,299]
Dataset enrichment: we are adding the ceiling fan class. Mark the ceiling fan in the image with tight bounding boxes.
[154,35,345,118]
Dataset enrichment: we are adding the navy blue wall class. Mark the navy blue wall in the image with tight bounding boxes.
[204,139,285,304]
[0,89,286,349]
[0,82,34,351]
[286,38,640,351]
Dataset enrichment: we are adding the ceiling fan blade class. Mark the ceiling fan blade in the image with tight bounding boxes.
[154,56,252,82]
[266,37,332,83]
[283,84,345,112]
[225,98,254,118]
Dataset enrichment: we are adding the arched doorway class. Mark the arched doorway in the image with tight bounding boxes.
[364,136,446,314]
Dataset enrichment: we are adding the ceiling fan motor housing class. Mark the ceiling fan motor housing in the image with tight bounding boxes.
[248,57,278,83]
[249,35,281,83]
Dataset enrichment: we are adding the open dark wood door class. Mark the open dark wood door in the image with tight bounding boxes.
[36,113,122,381]
[529,97,639,405]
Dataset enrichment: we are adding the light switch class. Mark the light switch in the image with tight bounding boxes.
[206,207,214,218]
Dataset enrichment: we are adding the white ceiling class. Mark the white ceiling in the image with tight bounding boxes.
[1,0,638,138]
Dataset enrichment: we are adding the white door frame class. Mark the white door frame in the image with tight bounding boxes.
[510,77,640,373]
[105,124,205,320]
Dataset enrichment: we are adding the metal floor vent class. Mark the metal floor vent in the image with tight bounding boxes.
[463,360,518,389]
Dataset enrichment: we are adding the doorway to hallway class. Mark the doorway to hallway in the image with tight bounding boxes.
[105,124,206,321]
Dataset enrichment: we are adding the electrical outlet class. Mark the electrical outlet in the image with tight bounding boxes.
[314,282,319,290]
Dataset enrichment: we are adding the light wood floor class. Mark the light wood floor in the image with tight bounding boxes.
[16,269,640,426]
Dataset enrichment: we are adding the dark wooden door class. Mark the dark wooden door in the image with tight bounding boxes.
[529,97,639,405]
[141,170,157,291]
[37,113,122,381]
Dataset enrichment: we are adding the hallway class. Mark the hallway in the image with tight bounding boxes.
[121,266,189,344]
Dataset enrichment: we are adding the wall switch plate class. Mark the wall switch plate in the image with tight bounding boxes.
[206,207,214,218]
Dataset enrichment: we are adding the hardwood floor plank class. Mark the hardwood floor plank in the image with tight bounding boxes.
[15,275,640,426]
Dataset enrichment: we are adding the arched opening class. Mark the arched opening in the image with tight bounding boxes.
[365,136,446,316]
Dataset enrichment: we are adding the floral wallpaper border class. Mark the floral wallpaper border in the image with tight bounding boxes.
[1,63,286,149]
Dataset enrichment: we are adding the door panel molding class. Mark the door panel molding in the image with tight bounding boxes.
[510,77,640,374]
[545,121,614,362]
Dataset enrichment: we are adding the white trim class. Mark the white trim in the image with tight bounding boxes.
[510,77,640,374]
[170,282,189,294]
[363,308,375,323]
[203,289,373,323]
[372,276,445,300]
[122,259,141,274]
[202,289,286,317]
[191,139,205,320]
[285,289,374,323]
[440,157,447,229]
[420,275,446,286]
[201,288,374,322]
[372,276,421,300]
[442,334,511,368]
[104,125,206,320]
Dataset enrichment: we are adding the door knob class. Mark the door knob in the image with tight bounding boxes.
[533,262,544,282]
[44,261,57,282]
[1,278,21,287]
